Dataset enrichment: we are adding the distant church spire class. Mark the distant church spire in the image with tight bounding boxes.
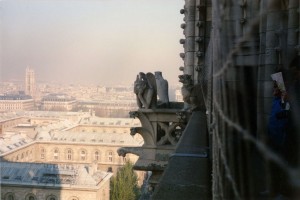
[25,67,35,97]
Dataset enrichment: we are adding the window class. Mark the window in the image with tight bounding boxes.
[25,194,36,200]
[94,151,100,161]
[5,192,14,200]
[40,148,45,160]
[46,195,57,200]
[108,151,113,162]
[54,149,59,160]
[107,167,112,172]
[67,149,73,160]
[80,150,86,161]
[68,197,79,200]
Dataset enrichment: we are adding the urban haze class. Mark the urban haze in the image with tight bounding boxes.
[1,0,183,86]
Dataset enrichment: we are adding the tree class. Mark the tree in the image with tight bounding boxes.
[110,161,141,200]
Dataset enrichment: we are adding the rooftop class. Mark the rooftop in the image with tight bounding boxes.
[0,162,112,189]
[0,111,89,123]
[0,112,142,155]
[0,132,33,154]
[78,116,140,127]
[0,94,32,100]
[37,131,143,146]
[42,93,75,101]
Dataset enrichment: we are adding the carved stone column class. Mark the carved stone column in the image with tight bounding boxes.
[182,0,197,76]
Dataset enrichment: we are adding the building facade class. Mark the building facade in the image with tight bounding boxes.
[0,113,145,191]
[2,133,141,176]
[0,95,34,112]
[41,94,77,111]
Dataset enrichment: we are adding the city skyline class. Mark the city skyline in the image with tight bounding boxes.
[1,0,184,86]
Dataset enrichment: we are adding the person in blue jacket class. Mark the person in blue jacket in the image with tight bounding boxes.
[268,81,289,156]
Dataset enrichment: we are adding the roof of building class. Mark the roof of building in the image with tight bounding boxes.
[0,94,33,100]
[0,132,33,154]
[37,131,143,146]
[0,112,142,155]
[0,162,112,189]
[0,111,90,123]
[0,112,24,122]
[42,93,75,101]
[36,119,77,132]
[34,116,142,145]
[78,116,140,127]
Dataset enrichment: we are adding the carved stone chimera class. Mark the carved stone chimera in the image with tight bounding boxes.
[118,72,188,191]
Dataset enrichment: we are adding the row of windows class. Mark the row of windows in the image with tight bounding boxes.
[78,129,128,134]
[40,148,115,162]
[0,105,22,108]
[13,149,33,161]
[3,193,80,200]
[9,148,127,164]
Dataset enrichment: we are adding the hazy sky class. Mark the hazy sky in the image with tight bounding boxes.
[1,0,184,86]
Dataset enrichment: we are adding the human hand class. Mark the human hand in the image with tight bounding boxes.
[281,91,288,101]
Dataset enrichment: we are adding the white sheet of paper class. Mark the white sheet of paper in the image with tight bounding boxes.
[271,72,286,92]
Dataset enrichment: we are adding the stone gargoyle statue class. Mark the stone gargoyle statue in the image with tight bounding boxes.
[134,72,157,109]
[179,74,206,111]
[155,71,169,108]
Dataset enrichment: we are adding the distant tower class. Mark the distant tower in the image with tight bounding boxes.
[25,67,35,97]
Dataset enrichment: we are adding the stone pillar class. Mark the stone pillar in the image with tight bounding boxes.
[287,0,299,61]
[193,0,204,83]
[183,0,196,77]
[298,1,300,56]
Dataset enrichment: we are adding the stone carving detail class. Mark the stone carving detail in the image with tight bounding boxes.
[118,84,187,181]
[130,127,155,146]
[155,71,169,107]
[157,122,183,145]
[129,111,139,118]
[179,74,206,111]
[117,147,143,157]
[134,72,157,109]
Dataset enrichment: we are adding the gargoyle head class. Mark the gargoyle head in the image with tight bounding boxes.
[178,74,193,86]
[129,111,139,118]
[117,148,127,157]
[130,127,137,136]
